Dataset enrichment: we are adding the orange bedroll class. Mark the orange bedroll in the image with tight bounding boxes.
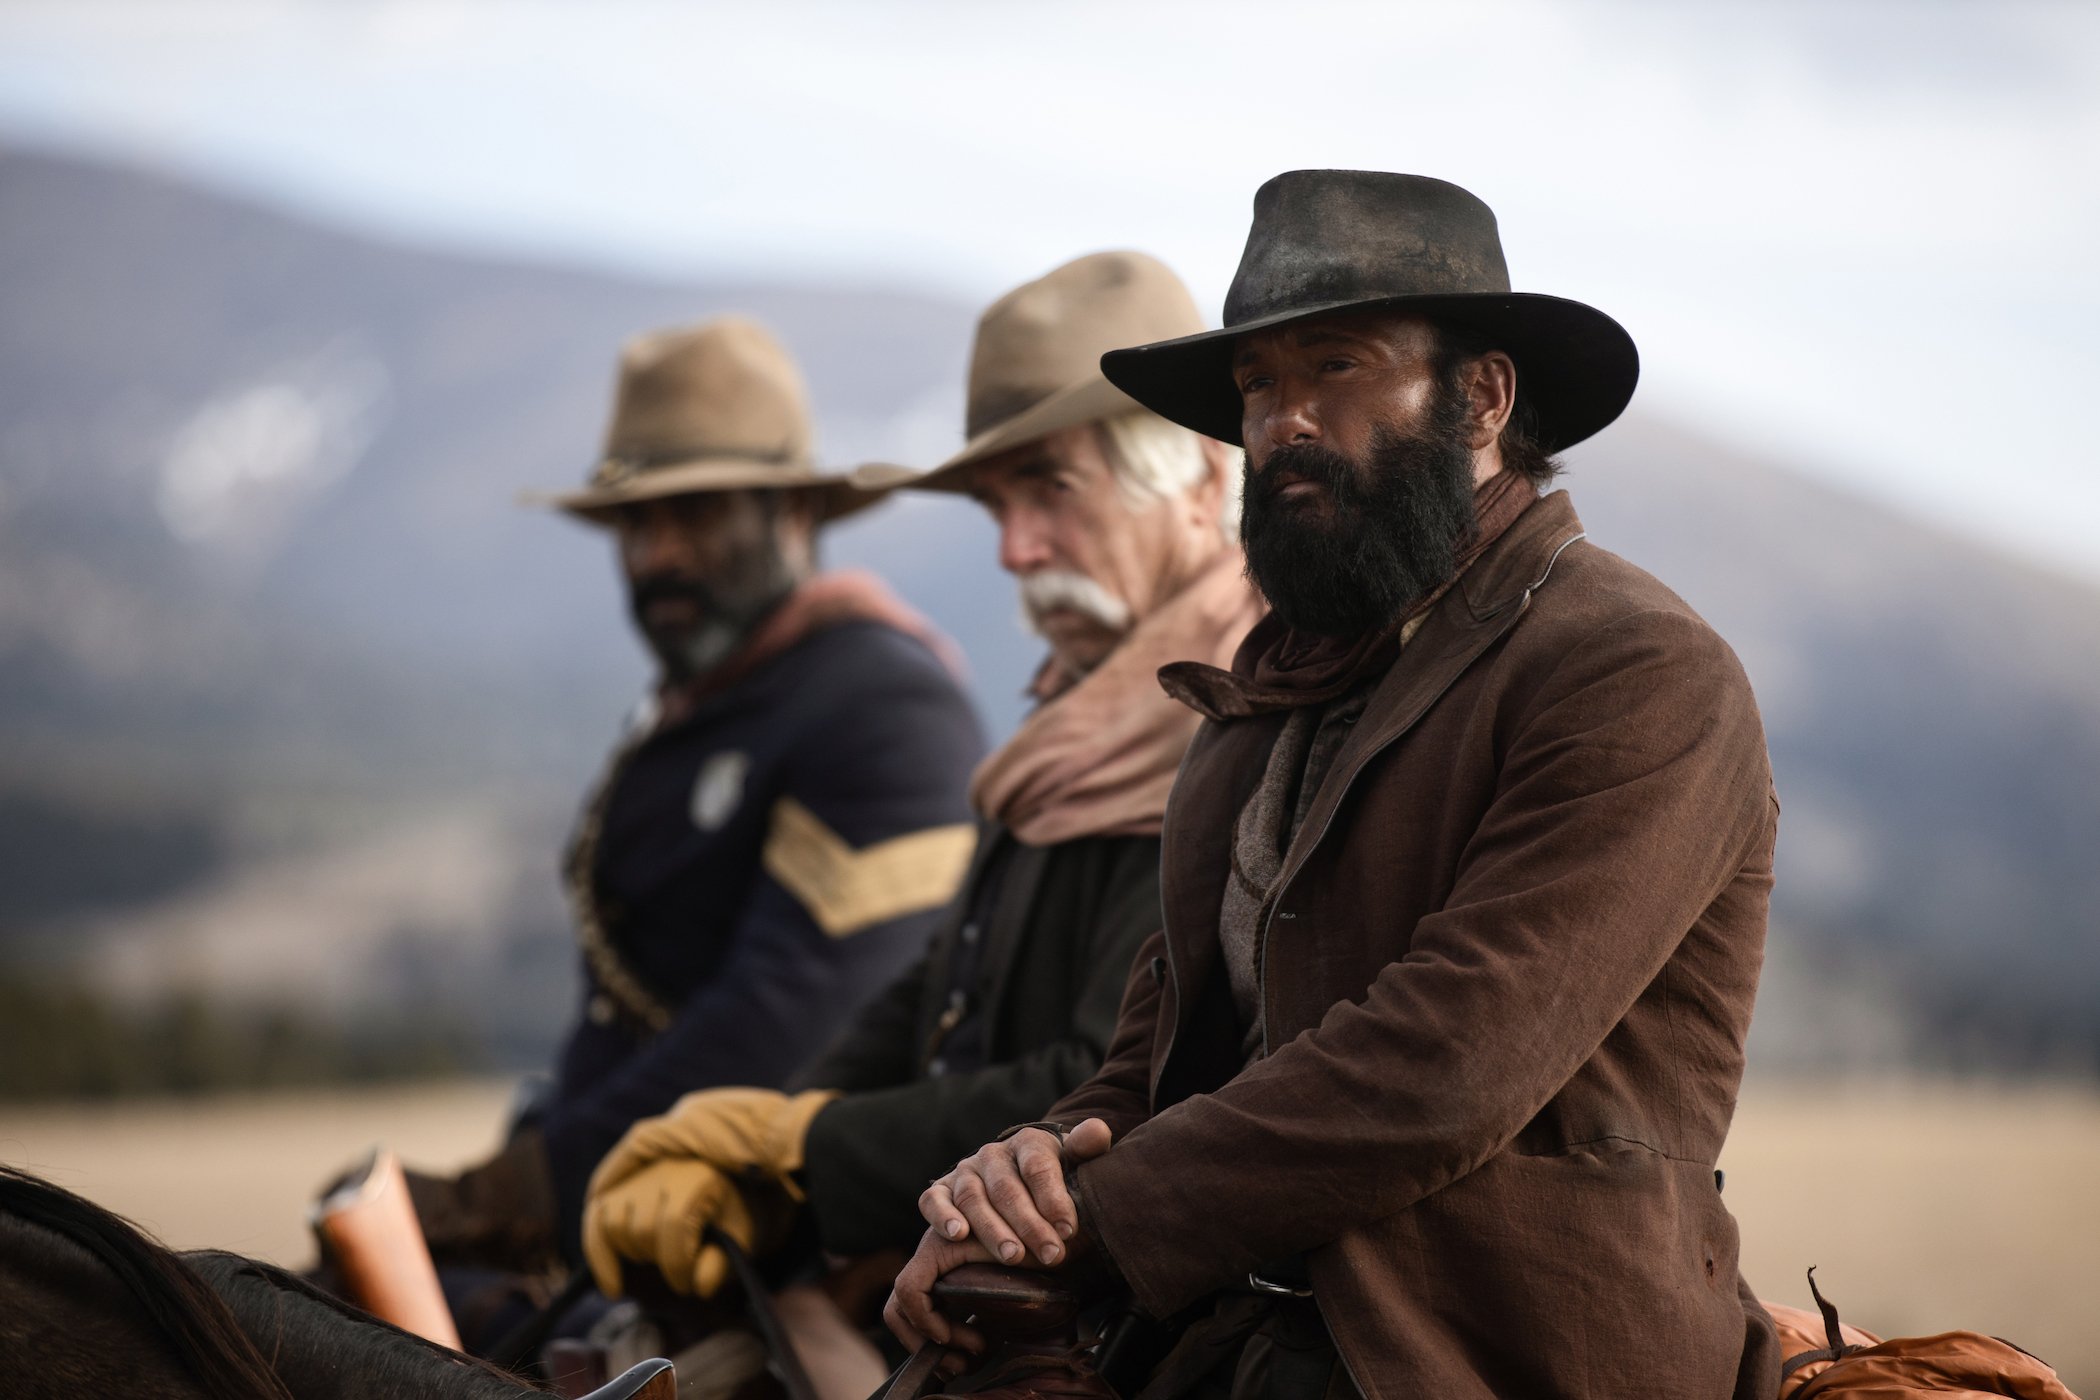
[1767,1284,2078,1399]
[311,1148,463,1351]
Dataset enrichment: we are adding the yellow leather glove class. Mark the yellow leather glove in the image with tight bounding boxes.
[582,1087,838,1298]
[588,1087,839,1206]
[582,1157,791,1299]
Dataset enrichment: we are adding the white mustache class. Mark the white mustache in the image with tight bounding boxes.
[1018,569,1132,635]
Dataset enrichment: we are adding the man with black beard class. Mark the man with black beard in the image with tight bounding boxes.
[894,172,1782,1400]
[392,317,983,1349]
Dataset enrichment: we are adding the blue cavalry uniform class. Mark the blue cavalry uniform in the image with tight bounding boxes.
[538,613,983,1245]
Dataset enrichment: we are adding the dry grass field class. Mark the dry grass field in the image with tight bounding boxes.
[1,1078,517,1263]
[1722,1080,2099,1391]
[5,1077,2095,1391]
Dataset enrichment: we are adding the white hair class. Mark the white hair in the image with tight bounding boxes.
[1095,411,1243,540]
[1019,568,1133,636]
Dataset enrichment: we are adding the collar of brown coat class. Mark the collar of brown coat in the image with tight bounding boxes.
[1350,488,1587,757]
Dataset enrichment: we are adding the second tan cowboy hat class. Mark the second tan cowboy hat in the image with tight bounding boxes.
[527,315,876,523]
[871,250,1210,493]
[1100,170,1640,454]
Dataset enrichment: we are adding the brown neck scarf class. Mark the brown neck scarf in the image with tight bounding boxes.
[971,546,1266,846]
[1162,471,1537,721]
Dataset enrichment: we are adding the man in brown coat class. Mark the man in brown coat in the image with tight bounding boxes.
[890,171,1783,1400]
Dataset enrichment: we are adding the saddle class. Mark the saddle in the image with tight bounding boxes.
[881,1265,1115,1400]
[583,1360,679,1400]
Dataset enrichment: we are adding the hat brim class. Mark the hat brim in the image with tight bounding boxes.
[521,457,882,525]
[886,373,1147,494]
[1100,292,1638,454]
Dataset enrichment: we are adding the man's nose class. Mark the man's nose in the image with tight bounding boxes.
[1262,383,1321,452]
[998,509,1054,575]
[623,518,686,573]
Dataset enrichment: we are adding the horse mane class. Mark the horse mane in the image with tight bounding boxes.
[0,1165,293,1400]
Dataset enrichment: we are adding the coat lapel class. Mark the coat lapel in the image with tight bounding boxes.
[974,834,1054,1034]
[1274,492,1588,901]
[1153,708,1284,1102]
[1160,712,1285,972]
[914,823,1007,1050]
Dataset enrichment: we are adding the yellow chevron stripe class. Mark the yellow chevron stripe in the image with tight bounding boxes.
[762,798,975,939]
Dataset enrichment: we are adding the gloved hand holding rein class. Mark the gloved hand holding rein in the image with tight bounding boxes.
[581,1087,837,1297]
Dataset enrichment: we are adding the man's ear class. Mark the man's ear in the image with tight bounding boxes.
[774,491,823,570]
[1465,351,1518,451]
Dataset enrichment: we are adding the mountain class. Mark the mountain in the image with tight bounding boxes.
[1567,419,2100,1069]
[0,144,1031,1073]
[2,145,2095,1084]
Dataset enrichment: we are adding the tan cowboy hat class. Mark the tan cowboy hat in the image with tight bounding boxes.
[870,251,1208,493]
[526,316,876,523]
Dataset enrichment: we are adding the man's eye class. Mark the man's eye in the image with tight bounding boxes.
[1238,375,1273,394]
[1320,358,1354,373]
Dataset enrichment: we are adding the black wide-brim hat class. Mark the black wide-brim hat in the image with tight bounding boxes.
[1101,171,1639,453]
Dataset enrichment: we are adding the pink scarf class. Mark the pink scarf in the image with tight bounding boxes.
[971,548,1266,846]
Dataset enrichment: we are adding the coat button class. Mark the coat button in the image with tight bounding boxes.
[1150,956,1167,986]
[587,994,616,1026]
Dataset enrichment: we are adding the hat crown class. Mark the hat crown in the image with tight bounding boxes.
[1223,171,1511,328]
[599,316,814,475]
[966,251,1204,440]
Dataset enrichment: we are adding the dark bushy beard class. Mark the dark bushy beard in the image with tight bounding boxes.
[1239,385,1480,638]
[628,542,796,683]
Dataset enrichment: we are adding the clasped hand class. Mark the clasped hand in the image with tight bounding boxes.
[885,1117,1112,1353]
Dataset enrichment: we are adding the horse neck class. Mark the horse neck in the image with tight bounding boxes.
[1,1212,220,1400]
[184,1251,542,1400]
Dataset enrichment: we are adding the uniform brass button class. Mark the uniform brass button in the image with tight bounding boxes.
[588,994,616,1025]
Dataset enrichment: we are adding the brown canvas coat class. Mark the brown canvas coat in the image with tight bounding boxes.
[1048,491,1783,1400]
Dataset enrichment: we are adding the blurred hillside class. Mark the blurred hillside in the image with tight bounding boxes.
[2,146,2096,1093]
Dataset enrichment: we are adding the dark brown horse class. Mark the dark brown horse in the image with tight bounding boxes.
[0,1165,671,1400]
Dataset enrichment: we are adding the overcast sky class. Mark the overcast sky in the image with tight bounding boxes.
[3,0,2096,581]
